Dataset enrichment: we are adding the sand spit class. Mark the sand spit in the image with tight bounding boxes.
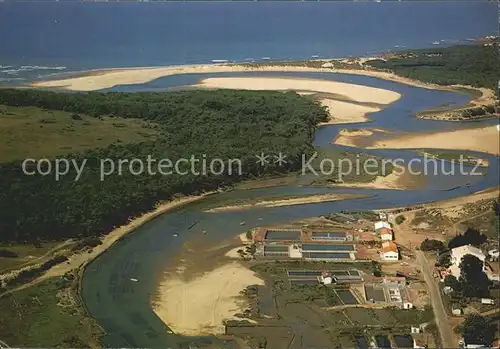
[194,77,401,105]
[152,262,264,336]
[333,128,388,146]
[333,125,500,156]
[204,193,365,213]
[319,99,382,124]
[331,170,422,191]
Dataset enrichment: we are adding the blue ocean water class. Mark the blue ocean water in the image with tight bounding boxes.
[0,1,497,83]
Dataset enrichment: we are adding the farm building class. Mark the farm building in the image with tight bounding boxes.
[301,228,353,242]
[301,244,356,260]
[381,241,399,260]
[301,244,355,252]
[379,227,393,241]
[310,231,352,242]
[254,228,302,242]
[302,252,354,261]
[263,244,289,257]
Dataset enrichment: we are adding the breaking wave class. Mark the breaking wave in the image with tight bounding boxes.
[1,65,67,75]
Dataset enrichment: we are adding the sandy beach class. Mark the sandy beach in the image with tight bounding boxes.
[152,262,264,336]
[334,125,500,155]
[204,193,365,212]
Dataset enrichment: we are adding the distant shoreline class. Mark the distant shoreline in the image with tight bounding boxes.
[28,61,488,95]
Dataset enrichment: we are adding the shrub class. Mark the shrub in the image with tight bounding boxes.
[420,239,445,251]
[395,215,406,225]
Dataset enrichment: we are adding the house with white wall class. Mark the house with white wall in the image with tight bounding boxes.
[381,241,399,261]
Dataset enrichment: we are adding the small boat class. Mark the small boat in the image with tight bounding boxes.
[130,278,139,282]
[257,217,263,221]
[311,55,319,58]
[188,220,199,230]
[432,41,440,45]
[202,230,207,235]
[173,233,178,237]
[240,221,246,226]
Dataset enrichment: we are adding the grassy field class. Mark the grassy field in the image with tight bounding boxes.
[0,276,102,348]
[0,104,159,162]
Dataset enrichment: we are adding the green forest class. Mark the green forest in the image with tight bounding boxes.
[367,45,499,92]
[0,89,328,243]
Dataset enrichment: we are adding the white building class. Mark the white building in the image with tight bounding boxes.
[379,228,394,241]
[403,302,414,309]
[488,249,499,261]
[375,221,391,232]
[448,245,489,279]
[381,241,399,260]
[450,245,486,265]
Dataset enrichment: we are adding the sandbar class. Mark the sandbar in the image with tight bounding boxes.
[193,77,401,105]
[330,170,422,190]
[333,125,499,156]
[152,262,264,336]
[319,99,382,124]
[204,193,365,212]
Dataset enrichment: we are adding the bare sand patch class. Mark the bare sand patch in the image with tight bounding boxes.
[204,193,365,212]
[366,125,500,155]
[331,170,421,190]
[194,77,401,105]
[152,262,264,336]
[333,128,388,147]
[333,125,500,155]
[319,99,382,124]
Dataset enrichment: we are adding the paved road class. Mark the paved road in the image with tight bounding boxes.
[416,251,455,348]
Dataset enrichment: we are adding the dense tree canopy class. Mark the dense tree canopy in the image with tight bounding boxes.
[448,228,487,249]
[462,313,493,346]
[367,45,499,92]
[444,275,461,292]
[459,254,490,298]
[0,89,328,243]
[420,238,445,251]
